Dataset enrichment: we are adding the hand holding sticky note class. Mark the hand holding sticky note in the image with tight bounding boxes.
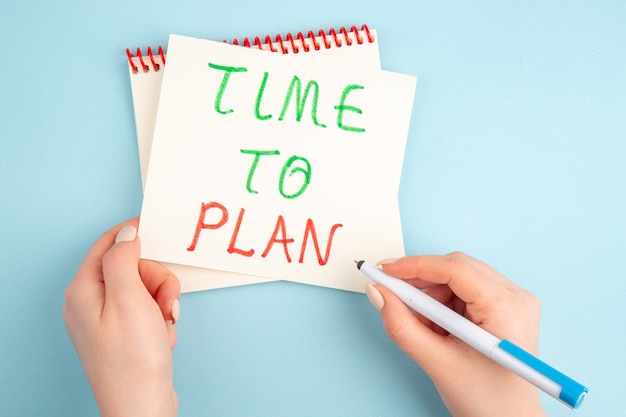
[138,34,416,292]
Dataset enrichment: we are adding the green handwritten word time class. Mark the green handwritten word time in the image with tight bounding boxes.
[208,63,366,133]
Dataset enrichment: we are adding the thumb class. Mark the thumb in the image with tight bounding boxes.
[366,283,459,376]
[101,225,148,306]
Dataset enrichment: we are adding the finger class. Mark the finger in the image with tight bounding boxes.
[420,285,468,336]
[75,218,140,284]
[166,321,178,351]
[383,253,539,345]
[375,284,460,376]
[138,260,181,323]
[101,225,150,307]
[381,253,512,306]
[64,218,141,318]
[422,285,467,315]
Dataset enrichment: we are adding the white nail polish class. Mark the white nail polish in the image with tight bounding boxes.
[376,257,399,266]
[171,299,180,324]
[115,225,137,244]
[365,283,384,311]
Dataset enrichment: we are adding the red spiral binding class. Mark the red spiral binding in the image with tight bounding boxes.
[297,32,311,52]
[126,45,165,73]
[318,29,331,49]
[126,25,373,71]
[225,24,374,54]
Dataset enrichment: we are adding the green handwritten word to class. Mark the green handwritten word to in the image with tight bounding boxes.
[208,63,366,133]
[240,149,311,199]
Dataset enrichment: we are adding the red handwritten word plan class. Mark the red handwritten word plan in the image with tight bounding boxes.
[134,31,416,293]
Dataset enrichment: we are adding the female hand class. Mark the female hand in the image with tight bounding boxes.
[62,218,181,417]
[366,252,547,417]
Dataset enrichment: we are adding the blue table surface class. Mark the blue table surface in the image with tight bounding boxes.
[1,1,624,416]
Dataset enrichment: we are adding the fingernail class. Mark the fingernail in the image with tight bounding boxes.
[115,225,137,244]
[365,283,384,311]
[376,257,398,266]
[171,299,180,324]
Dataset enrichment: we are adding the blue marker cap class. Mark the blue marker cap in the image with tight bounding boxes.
[499,340,588,409]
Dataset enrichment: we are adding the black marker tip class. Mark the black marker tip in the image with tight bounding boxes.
[355,260,365,270]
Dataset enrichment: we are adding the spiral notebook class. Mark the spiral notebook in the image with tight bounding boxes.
[126,25,383,292]
[126,25,416,293]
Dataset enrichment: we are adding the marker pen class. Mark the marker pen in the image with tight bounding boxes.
[356,260,587,409]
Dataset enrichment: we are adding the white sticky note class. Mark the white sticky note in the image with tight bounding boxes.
[139,35,415,292]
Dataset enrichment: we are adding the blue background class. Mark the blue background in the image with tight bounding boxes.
[1,1,624,416]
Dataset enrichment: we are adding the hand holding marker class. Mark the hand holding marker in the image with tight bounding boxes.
[356,260,587,409]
